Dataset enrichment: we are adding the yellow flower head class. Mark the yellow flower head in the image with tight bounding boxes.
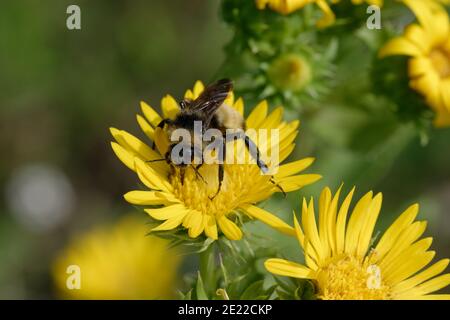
[265,186,450,300]
[110,81,320,241]
[255,0,383,28]
[379,0,450,127]
[52,216,181,299]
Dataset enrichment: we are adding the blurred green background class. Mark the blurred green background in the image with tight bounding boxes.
[0,0,449,298]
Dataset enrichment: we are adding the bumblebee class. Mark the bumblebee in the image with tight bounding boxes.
[153,79,280,197]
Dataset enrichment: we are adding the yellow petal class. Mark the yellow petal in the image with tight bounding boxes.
[161,95,180,119]
[140,101,162,127]
[279,144,296,163]
[375,204,419,261]
[184,89,194,100]
[264,258,314,279]
[233,97,244,116]
[217,216,243,240]
[408,57,432,78]
[379,37,422,58]
[344,191,373,256]
[404,24,430,53]
[145,204,187,220]
[246,100,268,128]
[403,0,435,34]
[356,193,383,258]
[404,0,449,45]
[303,236,319,270]
[224,91,235,107]
[188,213,204,238]
[154,127,170,156]
[326,185,342,255]
[152,212,186,231]
[204,215,218,240]
[111,128,167,173]
[276,174,322,192]
[135,158,172,192]
[124,190,178,206]
[111,142,136,171]
[378,221,428,270]
[335,187,355,254]
[386,250,435,285]
[315,0,335,28]
[393,259,450,295]
[242,205,295,236]
[382,238,434,284]
[302,198,326,263]
[182,210,198,228]
[260,107,283,129]
[275,158,315,178]
[416,273,450,296]
[318,187,332,259]
[293,212,305,247]
[193,81,205,99]
[136,114,155,141]
[409,71,440,101]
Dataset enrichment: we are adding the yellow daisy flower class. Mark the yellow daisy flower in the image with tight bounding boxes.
[265,186,450,300]
[110,81,320,241]
[379,0,450,127]
[52,216,181,299]
[255,0,383,28]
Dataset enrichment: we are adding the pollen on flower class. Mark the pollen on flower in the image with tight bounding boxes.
[316,255,391,300]
[170,163,273,217]
[430,48,450,78]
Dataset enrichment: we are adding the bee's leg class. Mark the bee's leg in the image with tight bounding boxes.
[209,163,224,200]
[192,163,207,185]
[179,166,186,186]
[269,178,287,197]
[230,132,287,197]
[208,140,226,200]
[240,133,269,174]
[145,158,166,163]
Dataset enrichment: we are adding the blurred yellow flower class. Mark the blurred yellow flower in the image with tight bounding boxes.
[379,0,450,127]
[265,186,450,300]
[53,216,181,299]
[110,81,320,241]
[255,0,383,27]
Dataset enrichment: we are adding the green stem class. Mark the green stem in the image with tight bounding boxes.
[199,242,216,295]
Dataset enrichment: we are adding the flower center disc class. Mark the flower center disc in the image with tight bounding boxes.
[169,164,258,217]
[316,255,390,300]
[430,48,450,79]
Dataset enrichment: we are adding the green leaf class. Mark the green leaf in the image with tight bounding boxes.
[196,272,209,300]
[240,280,265,300]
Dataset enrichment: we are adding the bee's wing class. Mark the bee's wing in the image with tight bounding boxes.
[188,79,233,124]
